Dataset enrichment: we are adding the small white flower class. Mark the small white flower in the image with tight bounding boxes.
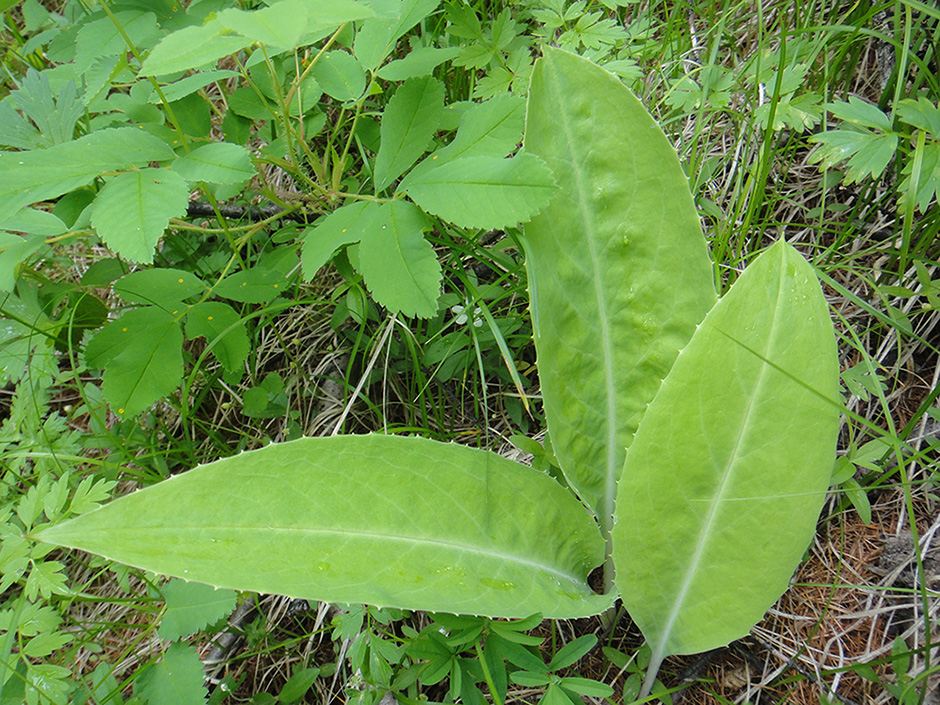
[451,304,468,324]
[451,302,484,327]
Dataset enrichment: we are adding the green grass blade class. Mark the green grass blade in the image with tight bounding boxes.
[35,435,613,619]
[523,48,716,534]
[613,241,840,687]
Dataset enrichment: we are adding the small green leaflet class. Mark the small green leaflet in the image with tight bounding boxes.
[377,46,463,81]
[828,96,892,131]
[310,50,366,102]
[401,93,525,185]
[0,127,175,222]
[0,291,56,384]
[140,0,375,76]
[74,11,161,73]
[279,668,320,703]
[403,154,555,229]
[900,144,940,212]
[84,307,183,417]
[0,233,45,292]
[1,208,67,237]
[114,269,207,310]
[171,142,255,185]
[215,0,312,49]
[436,93,524,160]
[809,128,898,185]
[135,642,207,705]
[90,169,190,264]
[897,96,940,135]
[358,201,440,318]
[140,23,252,77]
[373,76,445,191]
[158,579,238,641]
[152,70,241,103]
[353,0,442,72]
[300,200,380,275]
[214,266,290,304]
[809,97,900,184]
[185,302,250,373]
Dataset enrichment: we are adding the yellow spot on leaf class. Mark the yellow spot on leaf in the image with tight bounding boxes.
[208,316,214,320]
[118,408,125,414]
[178,278,183,283]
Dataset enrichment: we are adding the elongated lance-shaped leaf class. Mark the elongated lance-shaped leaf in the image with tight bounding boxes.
[35,435,613,619]
[523,48,716,539]
[613,240,840,691]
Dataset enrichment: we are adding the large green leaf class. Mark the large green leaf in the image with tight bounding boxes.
[613,240,840,680]
[114,268,207,310]
[35,435,612,619]
[89,168,190,264]
[403,154,555,229]
[523,48,716,534]
[373,76,445,191]
[0,128,175,221]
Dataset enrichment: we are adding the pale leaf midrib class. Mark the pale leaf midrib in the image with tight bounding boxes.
[62,524,589,587]
[652,257,787,662]
[549,64,618,525]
